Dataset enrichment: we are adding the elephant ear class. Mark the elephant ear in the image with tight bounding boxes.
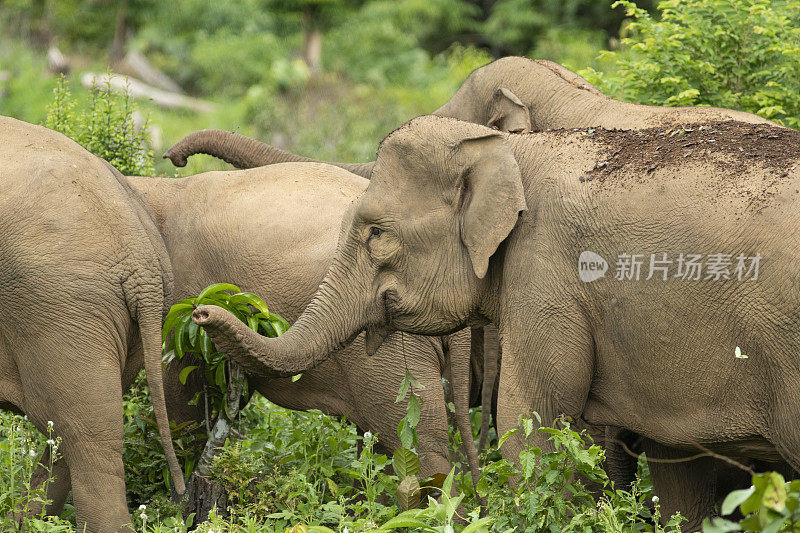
[454,133,527,279]
[487,88,531,133]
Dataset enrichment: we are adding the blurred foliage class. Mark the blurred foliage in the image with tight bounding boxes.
[581,0,800,127]
[0,0,647,177]
[45,74,155,175]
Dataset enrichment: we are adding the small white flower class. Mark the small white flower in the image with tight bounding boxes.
[343,528,349,533]
[23,415,27,421]
[139,512,147,521]
[363,431,372,440]
[47,421,53,428]
[652,495,660,504]
[46,439,55,446]
[138,504,146,511]
[29,449,37,457]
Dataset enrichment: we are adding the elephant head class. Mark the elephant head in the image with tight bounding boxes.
[193,116,525,373]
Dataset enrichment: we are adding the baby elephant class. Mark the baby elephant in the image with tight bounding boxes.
[0,116,183,532]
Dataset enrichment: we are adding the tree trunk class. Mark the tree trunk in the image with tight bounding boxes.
[180,364,245,523]
[302,8,322,73]
[109,0,129,65]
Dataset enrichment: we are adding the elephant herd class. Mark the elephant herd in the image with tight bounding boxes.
[1,56,799,532]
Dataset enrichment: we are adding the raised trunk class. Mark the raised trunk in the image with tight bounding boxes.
[193,252,372,375]
[163,129,374,178]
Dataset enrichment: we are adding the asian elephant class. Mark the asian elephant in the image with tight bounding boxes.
[29,162,484,518]
[128,163,481,482]
[0,116,183,532]
[161,57,774,178]
[162,57,783,527]
[194,116,800,530]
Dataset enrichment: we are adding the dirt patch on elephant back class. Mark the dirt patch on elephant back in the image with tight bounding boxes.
[576,120,800,185]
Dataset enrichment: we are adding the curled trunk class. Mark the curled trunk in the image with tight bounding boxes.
[163,129,375,178]
[193,253,372,375]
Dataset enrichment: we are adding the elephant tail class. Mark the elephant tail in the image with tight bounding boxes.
[139,289,186,495]
[446,331,483,496]
[163,129,375,178]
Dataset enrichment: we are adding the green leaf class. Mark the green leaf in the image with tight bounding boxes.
[178,365,199,385]
[461,516,493,533]
[215,363,226,389]
[406,393,421,428]
[376,511,430,531]
[269,314,290,335]
[291,373,303,382]
[196,282,241,303]
[229,292,270,315]
[199,329,214,361]
[307,527,337,533]
[396,372,412,403]
[497,428,519,449]
[393,447,420,480]
[259,318,278,337]
[721,486,755,515]
[398,419,415,449]
[187,321,199,347]
[397,475,422,511]
[162,303,193,340]
[173,314,192,359]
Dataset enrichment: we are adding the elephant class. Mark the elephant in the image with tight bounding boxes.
[161,56,774,179]
[0,116,183,532]
[29,162,484,519]
[162,57,784,527]
[193,116,800,530]
[127,163,481,483]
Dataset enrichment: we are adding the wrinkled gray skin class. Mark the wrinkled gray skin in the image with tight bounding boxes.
[162,56,774,179]
[194,116,800,531]
[31,163,483,517]
[0,116,184,532]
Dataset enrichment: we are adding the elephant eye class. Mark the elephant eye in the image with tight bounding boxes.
[369,226,383,238]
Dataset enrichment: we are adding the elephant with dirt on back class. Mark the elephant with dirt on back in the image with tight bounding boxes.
[0,116,183,533]
[195,116,800,530]
[163,56,786,528]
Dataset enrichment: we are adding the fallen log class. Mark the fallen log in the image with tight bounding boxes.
[81,72,214,114]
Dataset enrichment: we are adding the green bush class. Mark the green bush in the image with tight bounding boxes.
[704,472,800,533]
[45,74,155,176]
[582,0,800,128]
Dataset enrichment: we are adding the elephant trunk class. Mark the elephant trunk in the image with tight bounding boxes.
[193,252,373,376]
[163,129,375,178]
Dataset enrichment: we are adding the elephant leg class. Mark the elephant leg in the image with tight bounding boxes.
[643,439,716,532]
[771,384,800,475]
[478,324,500,454]
[24,447,71,517]
[601,427,640,489]
[22,335,132,532]
[495,310,594,462]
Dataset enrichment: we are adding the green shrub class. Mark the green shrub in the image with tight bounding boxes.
[582,0,800,128]
[45,74,155,176]
[704,472,800,532]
